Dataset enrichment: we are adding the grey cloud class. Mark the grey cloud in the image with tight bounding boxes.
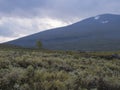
[0,27,14,37]
[0,0,47,17]
[0,0,46,11]
[0,0,120,20]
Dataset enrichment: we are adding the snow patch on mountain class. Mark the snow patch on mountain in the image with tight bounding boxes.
[101,20,109,24]
[94,16,100,20]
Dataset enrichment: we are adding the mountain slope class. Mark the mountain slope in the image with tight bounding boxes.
[6,14,120,51]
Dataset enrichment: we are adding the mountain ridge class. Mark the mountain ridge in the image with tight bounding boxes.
[5,14,120,51]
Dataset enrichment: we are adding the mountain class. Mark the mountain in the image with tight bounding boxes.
[6,14,120,51]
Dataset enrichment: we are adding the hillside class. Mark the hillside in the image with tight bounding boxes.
[6,14,120,51]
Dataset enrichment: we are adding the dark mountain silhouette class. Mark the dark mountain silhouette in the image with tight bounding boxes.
[6,14,120,51]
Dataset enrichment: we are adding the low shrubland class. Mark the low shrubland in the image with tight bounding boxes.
[0,48,120,90]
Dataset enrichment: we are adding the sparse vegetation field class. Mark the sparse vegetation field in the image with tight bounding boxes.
[0,47,120,90]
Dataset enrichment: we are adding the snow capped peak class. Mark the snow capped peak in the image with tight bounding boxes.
[94,15,100,20]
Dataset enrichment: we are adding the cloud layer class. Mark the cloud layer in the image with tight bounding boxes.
[0,16,70,42]
[0,0,120,43]
[0,0,120,19]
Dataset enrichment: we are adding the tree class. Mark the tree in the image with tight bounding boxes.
[36,40,42,49]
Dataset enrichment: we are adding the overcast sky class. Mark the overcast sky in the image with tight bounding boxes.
[0,0,120,43]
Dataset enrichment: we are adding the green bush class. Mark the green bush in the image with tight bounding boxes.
[0,49,120,90]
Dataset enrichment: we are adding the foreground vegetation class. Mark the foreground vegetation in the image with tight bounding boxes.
[0,47,120,90]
